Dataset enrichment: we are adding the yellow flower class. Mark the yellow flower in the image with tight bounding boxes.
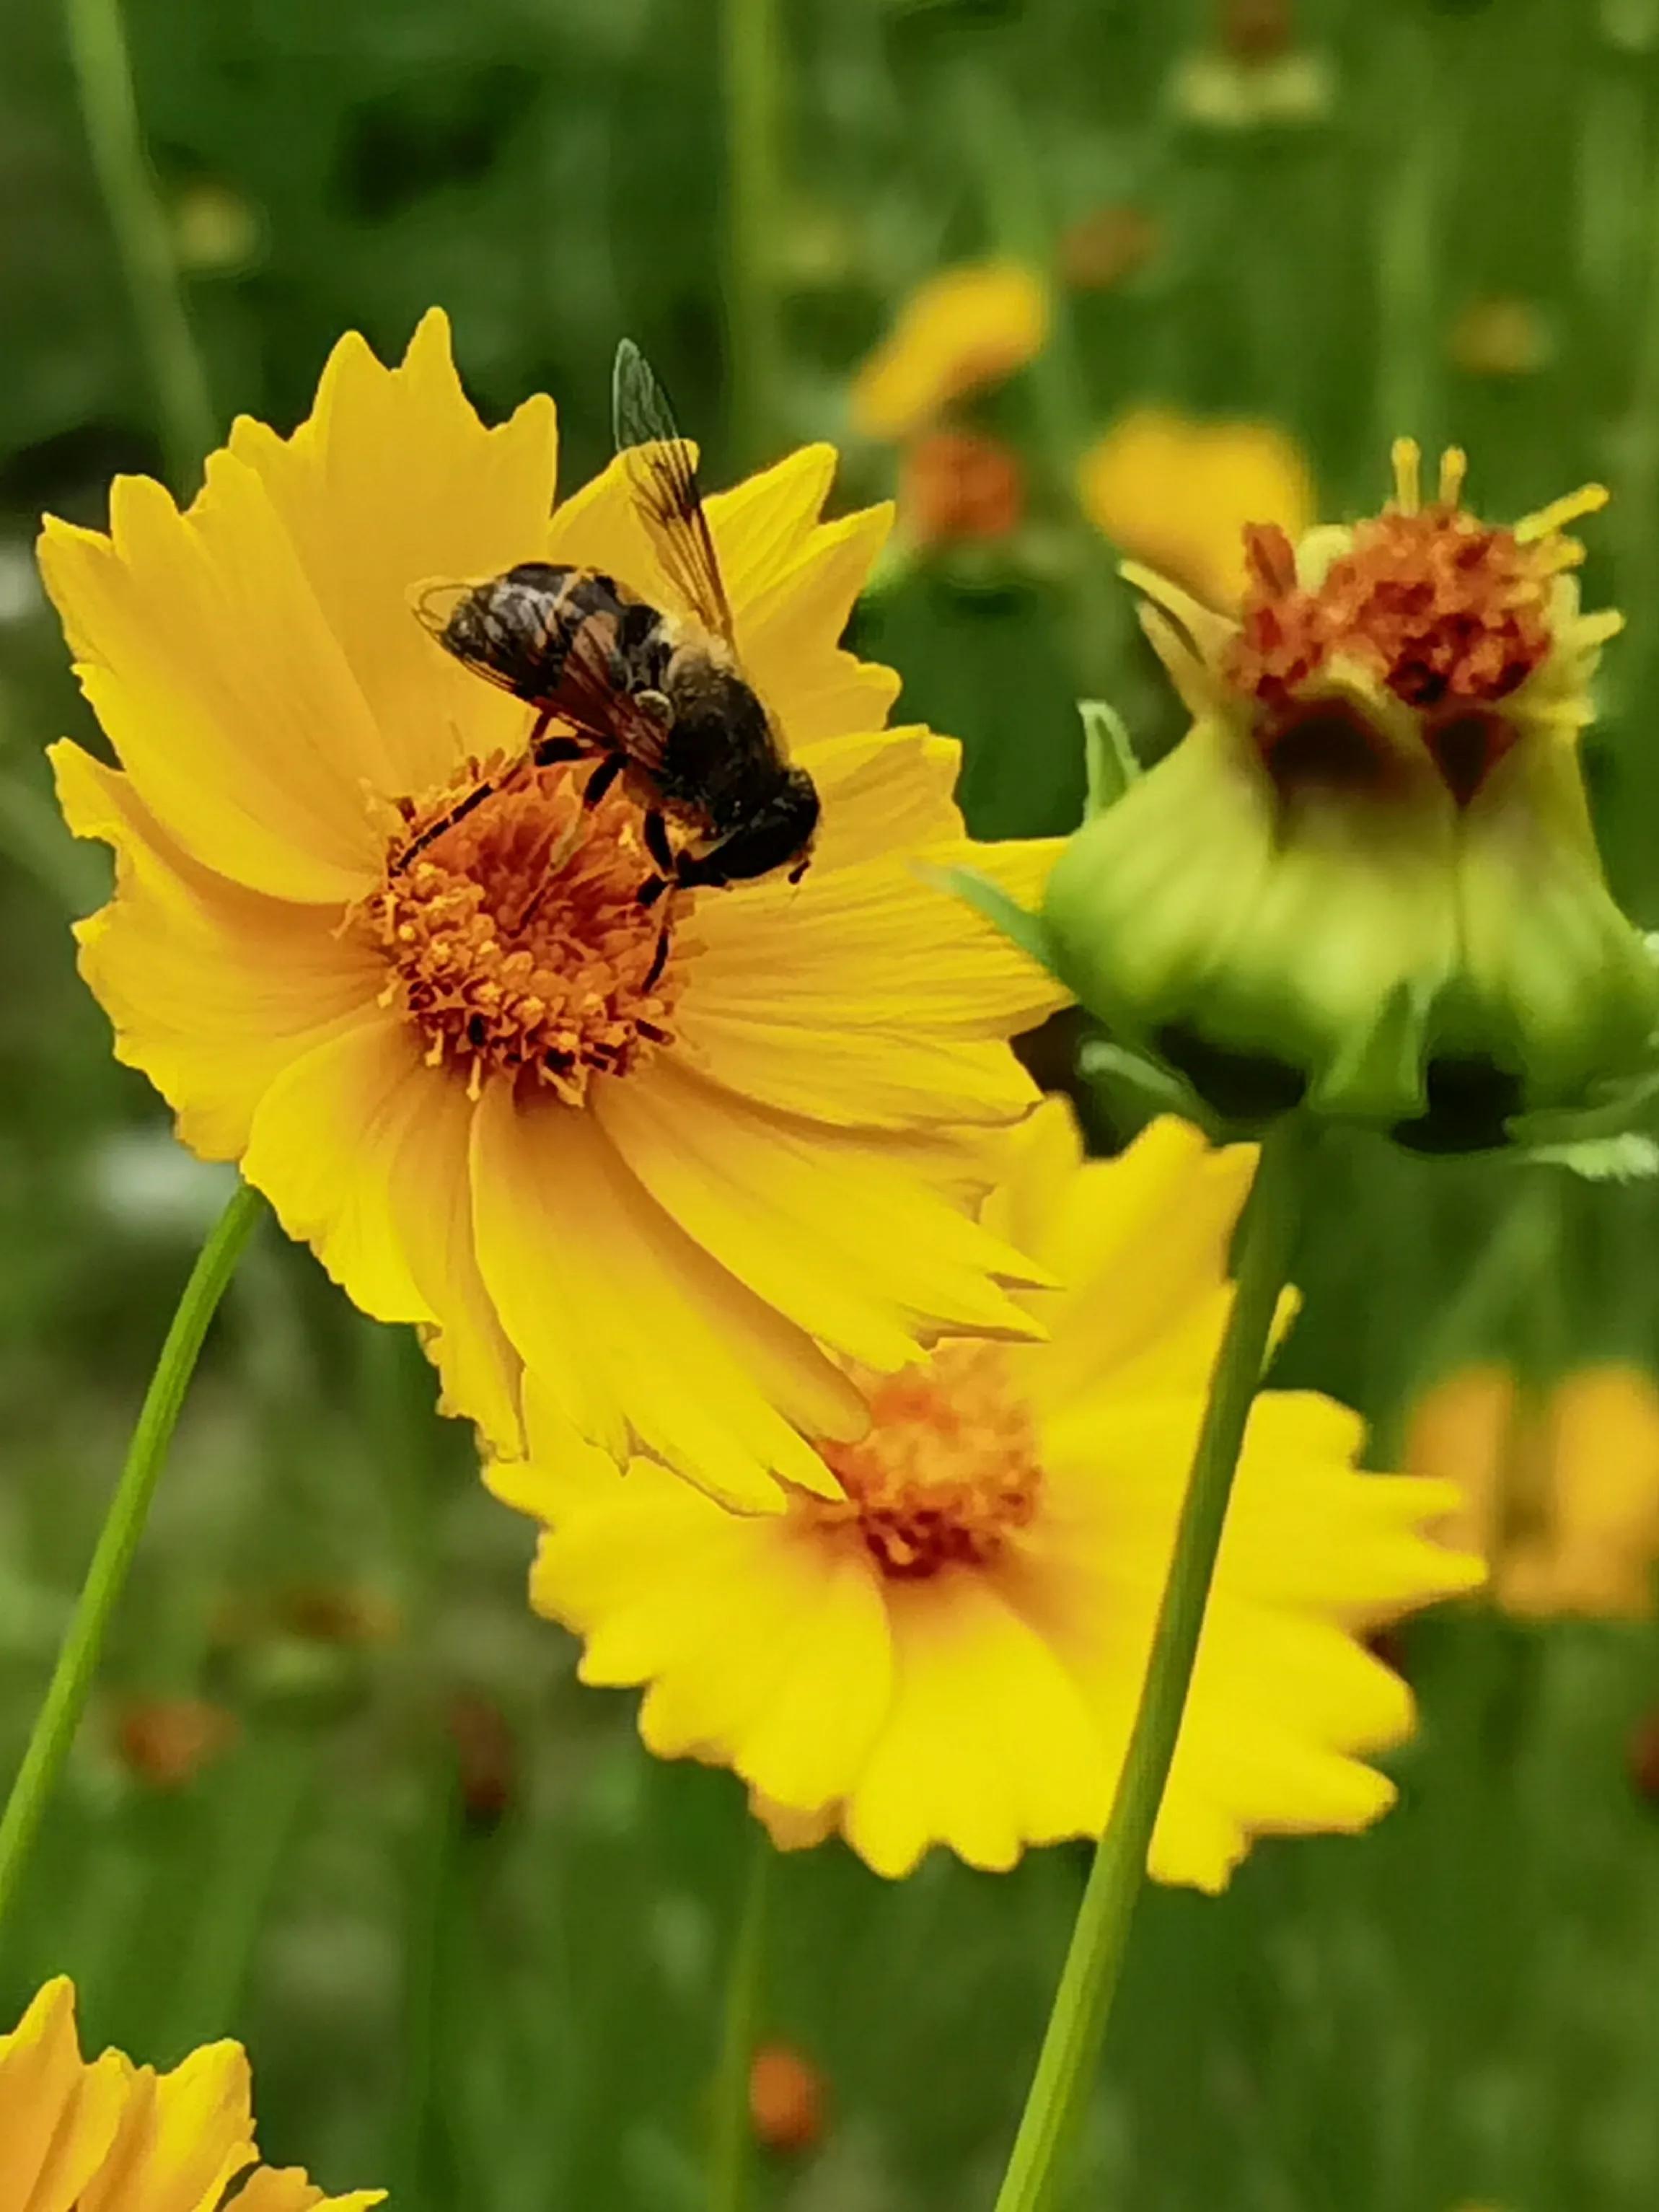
[496,1103,1483,1890]
[1044,442,1658,1144]
[41,312,1066,1511]
[0,1977,378,2212]
[850,263,1049,442]
[1407,1361,1659,1618]
[1077,407,1316,611]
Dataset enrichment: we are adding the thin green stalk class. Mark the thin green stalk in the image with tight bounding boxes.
[62,0,217,492]
[0,1182,263,1944]
[990,1115,1311,2212]
[708,1821,773,2212]
[721,0,785,468]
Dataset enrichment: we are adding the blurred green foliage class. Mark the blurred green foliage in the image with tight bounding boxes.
[8,0,1659,2206]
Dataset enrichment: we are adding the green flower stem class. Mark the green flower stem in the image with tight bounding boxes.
[62,0,217,493]
[708,1820,773,2212]
[0,1181,263,1946]
[990,1115,1311,2212]
[721,0,785,469]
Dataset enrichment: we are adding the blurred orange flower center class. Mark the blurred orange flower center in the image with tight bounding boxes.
[361,758,682,1102]
[1231,508,1555,715]
[810,1343,1043,1578]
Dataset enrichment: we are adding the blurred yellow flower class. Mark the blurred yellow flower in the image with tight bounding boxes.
[40,311,1067,1512]
[1078,406,1316,610]
[1407,1361,1659,1618]
[851,263,1049,442]
[496,1103,1482,1890]
[0,1977,378,2212]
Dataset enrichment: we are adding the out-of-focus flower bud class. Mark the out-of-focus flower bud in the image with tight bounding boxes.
[1449,298,1554,379]
[448,1690,516,1831]
[1629,1708,1659,1801]
[114,1696,238,1789]
[749,2041,827,2154]
[1219,0,1295,61]
[1169,4,1334,131]
[899,429,1026,548]
[1042,444,1659,1147]
[1060,205,1161,291]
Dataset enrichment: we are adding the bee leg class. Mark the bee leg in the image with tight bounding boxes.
[391,775,498,872]
[581,752,627,809]
[532,733,586,768]
[643,808,674,874]
[643,916,672,991]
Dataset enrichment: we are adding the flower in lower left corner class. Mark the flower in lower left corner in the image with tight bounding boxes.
[496,1102,1484,1889]
[40,310,1067,1511]
[0,1977,379,2212]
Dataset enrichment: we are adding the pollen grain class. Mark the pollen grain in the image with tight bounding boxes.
[360,757,686,1102]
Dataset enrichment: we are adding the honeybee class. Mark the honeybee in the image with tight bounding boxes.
[406,340,819,906]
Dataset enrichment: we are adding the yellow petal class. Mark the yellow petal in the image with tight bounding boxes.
[52,743,382,1162]
[229,2174,384,2212]
[534,1477,892,1804]
[842,1573,1106,1877]
[735,501,902,746]
[240,1011,446,1328]
[39,468,390,902]
[229,310,558,801]
[79,2042,255,2212]
[0,1981,128,2212]
[470,1088,855,1506]
[597,1058,1046,1370]
[851,263,1049,441]
[1079,408,1315,611]
[679,838,1065,1130]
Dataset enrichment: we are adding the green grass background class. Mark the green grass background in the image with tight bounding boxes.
[4,0,1659,2205]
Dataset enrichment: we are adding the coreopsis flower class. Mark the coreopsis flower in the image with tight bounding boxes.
[1407,1361,1659,1618]
[495,1103,1482,1889]
[41,312,1065,1510]
[850,263,1049,442]
[1044,442,1659,1146]
[0,1978,377,2212]
[1077,408,1315,612]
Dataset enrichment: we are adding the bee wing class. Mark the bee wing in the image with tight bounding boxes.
[612,338,738,649]
[415,572,669,775]
[542,615,674,777]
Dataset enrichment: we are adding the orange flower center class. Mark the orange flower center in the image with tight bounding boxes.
[1223,448,1608,807]
[1231,509,1554,714]
[359,754,686,1102]
[810,1344,1043,1579]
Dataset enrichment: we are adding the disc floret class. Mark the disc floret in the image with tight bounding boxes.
[360,758,685,1102]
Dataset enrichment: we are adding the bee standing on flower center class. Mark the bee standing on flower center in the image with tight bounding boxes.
[407,340,820,942]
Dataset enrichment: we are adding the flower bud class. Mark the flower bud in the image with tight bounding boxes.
[1043,444,1659,1148]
